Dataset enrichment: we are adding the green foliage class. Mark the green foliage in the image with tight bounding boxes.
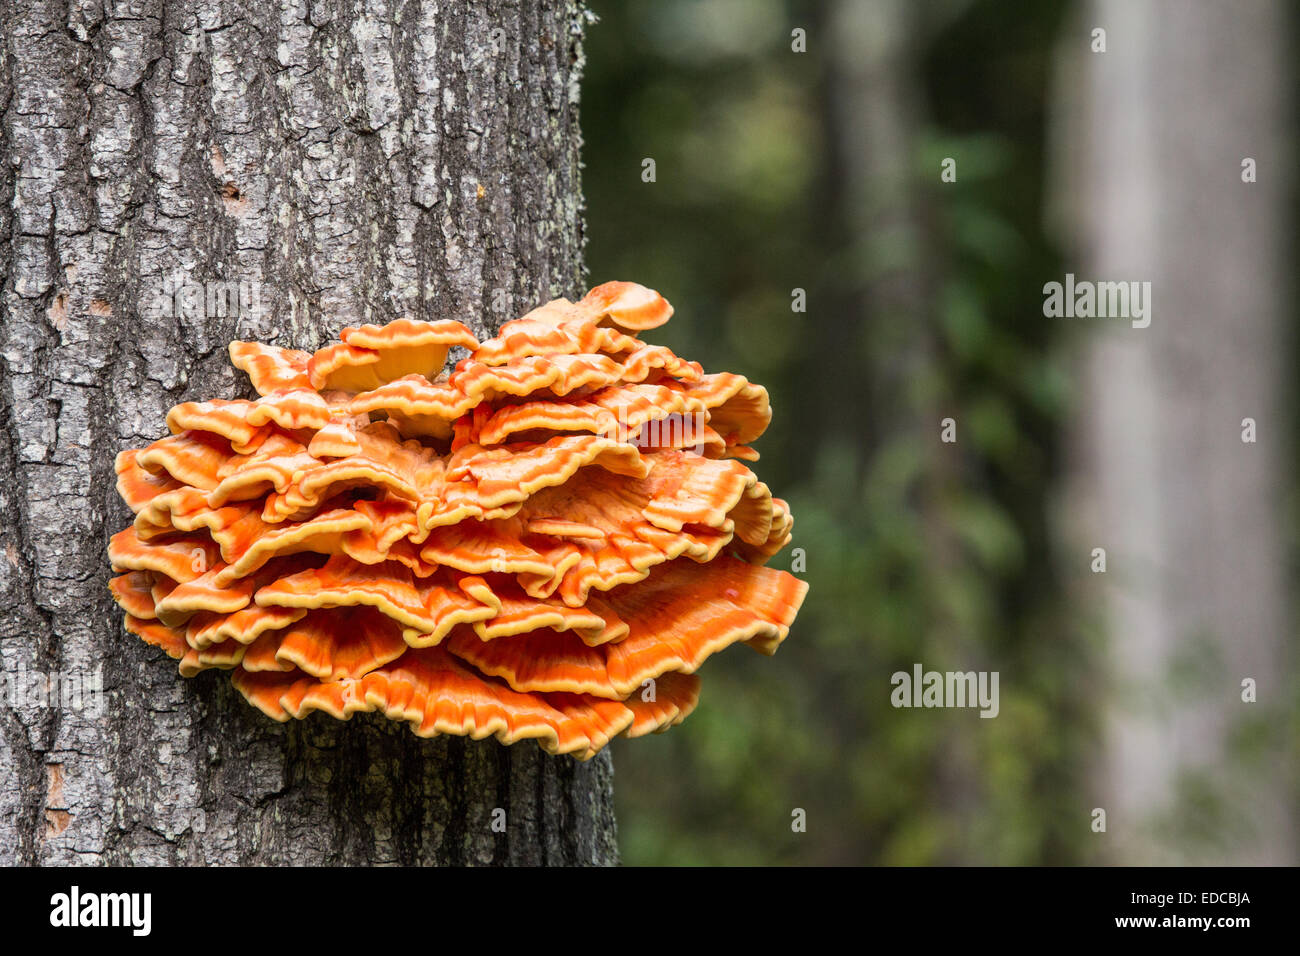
[584,0,1085,864]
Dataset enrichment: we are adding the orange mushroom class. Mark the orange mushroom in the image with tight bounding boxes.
[107,283,807,758]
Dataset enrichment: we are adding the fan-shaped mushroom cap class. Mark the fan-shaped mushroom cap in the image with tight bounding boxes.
[229,342,312,395]
[307,319,479,392]
[108,283,806,756]
[580,280,674,331]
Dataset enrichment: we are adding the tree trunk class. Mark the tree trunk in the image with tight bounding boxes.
[1052,0,1293,864]
[0,0,617,865]
[824,0,986,863]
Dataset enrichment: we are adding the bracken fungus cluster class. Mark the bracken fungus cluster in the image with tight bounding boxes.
[108,282,807,758]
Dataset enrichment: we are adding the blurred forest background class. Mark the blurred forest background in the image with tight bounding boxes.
[582,0,1297,865]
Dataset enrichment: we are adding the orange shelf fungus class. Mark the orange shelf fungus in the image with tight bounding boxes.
[108,282,807,759]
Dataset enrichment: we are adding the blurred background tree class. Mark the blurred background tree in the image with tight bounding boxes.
[582,0,1296,866]
[1051,0,1294,864]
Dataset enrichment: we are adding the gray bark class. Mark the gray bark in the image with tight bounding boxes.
[1052,0,1293,864]
[0,0,618,865]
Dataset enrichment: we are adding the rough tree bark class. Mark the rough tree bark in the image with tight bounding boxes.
[0,0,618,865]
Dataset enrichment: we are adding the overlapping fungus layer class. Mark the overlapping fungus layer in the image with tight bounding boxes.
[109,282,807,758]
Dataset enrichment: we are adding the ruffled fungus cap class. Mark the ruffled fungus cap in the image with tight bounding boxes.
[109,283,807,758]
